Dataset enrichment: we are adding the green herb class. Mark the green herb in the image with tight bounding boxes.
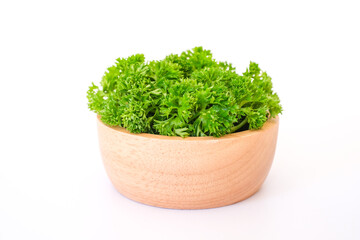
[87,47,282,137]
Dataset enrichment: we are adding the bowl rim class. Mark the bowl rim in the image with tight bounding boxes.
[97,115,279,141]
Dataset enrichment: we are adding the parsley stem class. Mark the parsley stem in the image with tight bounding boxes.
[230,117,248,133]
[189,106,206,122]
[189,112,201,122]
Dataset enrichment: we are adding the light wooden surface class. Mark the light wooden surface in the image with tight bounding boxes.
[97,116,279,209]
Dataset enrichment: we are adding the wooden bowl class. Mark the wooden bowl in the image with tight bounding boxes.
[97,116,279,209]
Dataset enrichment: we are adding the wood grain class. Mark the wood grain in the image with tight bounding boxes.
[97,116,279,209]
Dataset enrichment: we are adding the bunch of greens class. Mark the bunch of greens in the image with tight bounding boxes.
[87,47,282,137]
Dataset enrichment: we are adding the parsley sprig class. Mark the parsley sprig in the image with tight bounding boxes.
[87,47,282,137]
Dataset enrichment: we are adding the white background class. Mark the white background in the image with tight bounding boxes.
[1,0,359,239]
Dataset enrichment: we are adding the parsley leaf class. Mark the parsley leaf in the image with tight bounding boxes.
[87,47,282,137]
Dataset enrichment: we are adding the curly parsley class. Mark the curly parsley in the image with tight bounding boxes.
[87,47,282,137]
